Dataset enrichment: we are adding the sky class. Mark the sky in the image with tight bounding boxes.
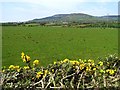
[0,0,119,22]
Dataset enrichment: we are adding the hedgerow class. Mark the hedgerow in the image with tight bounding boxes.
[1,52,120,89]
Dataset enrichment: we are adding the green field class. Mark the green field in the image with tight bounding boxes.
[2,26,118,67]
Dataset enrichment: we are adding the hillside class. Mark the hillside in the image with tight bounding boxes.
[29,13,118,24]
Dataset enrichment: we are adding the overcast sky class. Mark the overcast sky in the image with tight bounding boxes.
[0,0,119,22]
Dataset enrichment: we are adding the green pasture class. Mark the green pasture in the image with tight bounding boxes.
[2,26,118,67]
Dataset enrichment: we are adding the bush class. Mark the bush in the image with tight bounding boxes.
[1,52,120,89]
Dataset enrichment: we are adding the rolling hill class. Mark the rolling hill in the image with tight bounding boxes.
[28,13,118,24]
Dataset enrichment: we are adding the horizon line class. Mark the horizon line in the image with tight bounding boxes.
[1,13,118,23]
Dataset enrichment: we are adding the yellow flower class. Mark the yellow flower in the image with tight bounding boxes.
[2,70,5,73]
[70,60,79,65]
[12,65,20,72]
[98,61,103,66]
[36,74,41,79]
[59,61,63,64]
[23,58,26,62]
[26,55,30,62]
[17,69,20,72]
[14,65,19,69]
[106,69,110,73]
[9,65,15,70]
[33,60,39,66]
[21,52,24,56]
[36,71,43,79]
[24,66,29,70]
[63,58,69,63]
[109,70,115,75]
[54,61,56,64]
[52,69,54,72]
[86,66,91,72]
[44,70,48,74]
[37,71,43,75]
[88,59,94,63]
[83,59,87,62]
[70,61,74,64]
[87,63,91,67]
[106,69,115,75]
[79,64,85,70]
[75,61,80,65]
[43,70,48,77]
[93,68,96,71]
[91,63,95,66]
[21,52,25,59]
[21,52,30,63]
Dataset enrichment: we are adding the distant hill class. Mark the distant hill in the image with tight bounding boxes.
[28,13,118,24]
[101,15,118,21]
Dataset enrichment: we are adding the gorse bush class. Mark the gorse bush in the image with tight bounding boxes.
[1,52,120,89]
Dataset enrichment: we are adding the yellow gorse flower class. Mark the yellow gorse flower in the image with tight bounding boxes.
[54,61,56,64]
[9,65,20,72]
[21,52,31,63]
[33,60,39,66]
[17,69,21,72]
[24,66,29,70]
[44,70,48,74]
[14,65,19,69]
[43,70,49,77]
[93,68,96,71]
[91,63,95,66]
[106,69,115,75]
[36,71,43,79]
[70,60,79,65]
[87,59,95,67]
[63,58,69,63]
[23,58,26,62]
[26,55,30,62]
[79,64,85,70]
[2,70,5,73]
[88,59,94,63]
[37,71,43,75]
[14,65,20,72]
[9,65,15,70]
[21,52,25,59]
[109,70,115,75]
[83,59,87,62]
[52,69,54,72]
[86,66,91,72]
[98,61,103,66]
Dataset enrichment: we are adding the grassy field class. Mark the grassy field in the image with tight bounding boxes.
[2,26,118,67]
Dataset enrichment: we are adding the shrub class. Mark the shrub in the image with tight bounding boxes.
[1,52,120,89]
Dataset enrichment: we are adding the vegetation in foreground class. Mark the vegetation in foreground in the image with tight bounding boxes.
[1,52,120,89]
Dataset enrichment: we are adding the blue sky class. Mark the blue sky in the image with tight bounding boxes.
[0,0,119,22]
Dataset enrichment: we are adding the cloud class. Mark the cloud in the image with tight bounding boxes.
[1,0,118,22]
